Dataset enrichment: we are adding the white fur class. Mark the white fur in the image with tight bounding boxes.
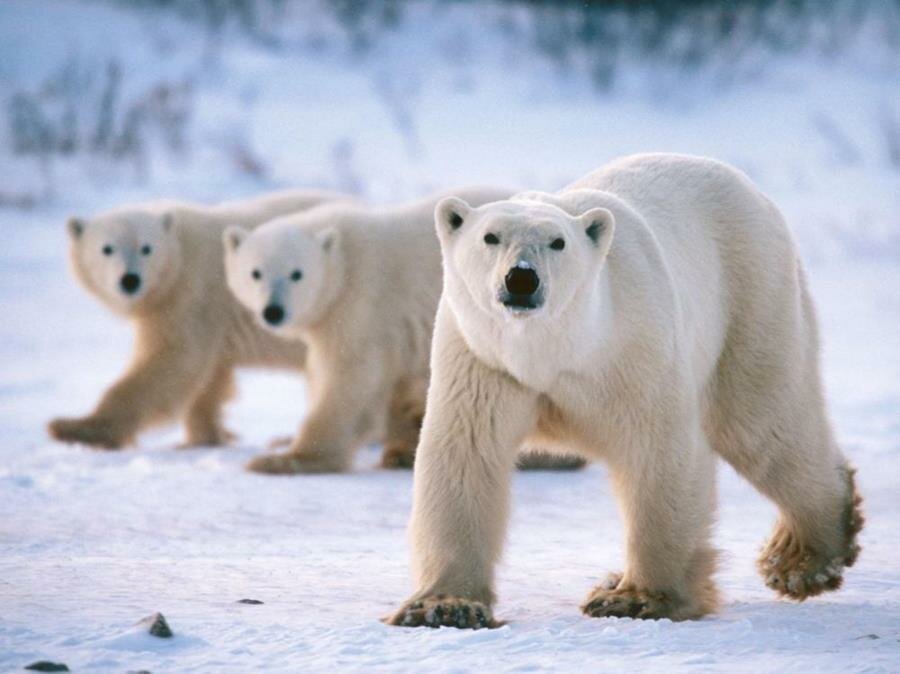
[49,189,348,449]
[389,154,862,627]
[224,187,514,474]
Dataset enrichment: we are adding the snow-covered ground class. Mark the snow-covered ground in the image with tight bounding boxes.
[1,1,899,672]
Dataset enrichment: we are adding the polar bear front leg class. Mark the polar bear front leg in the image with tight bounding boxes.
[582,420,720,621]
[387,315,538,628]
[49,332,217,449]
[181,365,238,447]
[246,364,381,474]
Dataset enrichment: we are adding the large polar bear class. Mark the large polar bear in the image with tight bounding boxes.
[223,187,517,473]
[49,190,349,449]
[388,154,864,628]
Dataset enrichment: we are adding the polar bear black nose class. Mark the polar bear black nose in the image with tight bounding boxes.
[263,304,285,326]
[120,273,141,294]
[505,266,540,296]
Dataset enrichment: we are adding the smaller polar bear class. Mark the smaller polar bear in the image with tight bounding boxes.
[49,190,348,449]
[388,154,864,628]
[224,187,515,473]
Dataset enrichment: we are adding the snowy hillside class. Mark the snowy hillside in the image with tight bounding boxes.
[1,1,899,672]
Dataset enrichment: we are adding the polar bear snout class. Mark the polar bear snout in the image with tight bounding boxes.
[263,303,286,326]
[501,263,543,312]
[505,265,540,296]
[120,272,142,295]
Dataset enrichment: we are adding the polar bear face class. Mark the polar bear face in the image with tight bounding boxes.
[223,220,341,338]
[434,196,615,325]
[67,210,181,315]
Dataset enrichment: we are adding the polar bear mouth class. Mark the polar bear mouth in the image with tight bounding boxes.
[500,292,543,313]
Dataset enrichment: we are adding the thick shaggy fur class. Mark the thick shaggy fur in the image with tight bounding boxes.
[224,188,514,474]
[48,190,347,449]
[388,154,863,628]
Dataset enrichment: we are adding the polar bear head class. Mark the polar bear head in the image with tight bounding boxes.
[66,209,182,315]
[434,195,615,326]
[223,217,341,338]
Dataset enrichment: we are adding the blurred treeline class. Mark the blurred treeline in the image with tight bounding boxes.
[4,0,899,205]
[118,0,900,77]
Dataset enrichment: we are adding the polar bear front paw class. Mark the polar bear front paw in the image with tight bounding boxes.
[385,596,498,629]
[581,573,685,620]
[246,451,346,474]
[48,416,131,449]
[180,426,237,449]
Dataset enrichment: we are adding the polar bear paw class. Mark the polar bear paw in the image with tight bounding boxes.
[385,595,498,629]
[180,426,237,449]
[758,526,857,600]
[380,442,416,469]
[246,451,346,474]
[48,416,131,450]
[516,450,587,471]
[759,472,864,601]
[581,573,690,621]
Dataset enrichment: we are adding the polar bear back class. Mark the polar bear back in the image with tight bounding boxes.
[506,154,800,394]
[561,154,803,393]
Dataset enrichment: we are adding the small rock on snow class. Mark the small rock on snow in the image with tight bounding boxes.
[139,612,173,638]
[24,662,69,672]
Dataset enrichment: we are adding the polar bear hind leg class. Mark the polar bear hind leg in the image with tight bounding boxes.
[708,275,863,600]
[380,377,426,469]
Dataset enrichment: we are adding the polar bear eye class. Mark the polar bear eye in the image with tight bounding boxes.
[141,244,152,256]
[484,233,500,245]
[102,245,114,256]
[290,269,303,282]
[550,238,566,251]
[252,269,262,280]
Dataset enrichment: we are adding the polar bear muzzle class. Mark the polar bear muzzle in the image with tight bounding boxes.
[501,261,543,311]
[120,273,141,295]
[263,303,286,326]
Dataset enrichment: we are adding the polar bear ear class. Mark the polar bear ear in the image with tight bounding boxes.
[579,207,615,259]
[223,225,248,253]
[67,217,86,239]
[160,212,175,233]
[435,196,472,240]
[316,226,340,253]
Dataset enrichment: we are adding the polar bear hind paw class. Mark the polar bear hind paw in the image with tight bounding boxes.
[380,442,416,469]
[759,469,863,600]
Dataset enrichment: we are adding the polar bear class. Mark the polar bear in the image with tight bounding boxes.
[48,189,350,449]
[387,154,864,628]
[224,187,519,473]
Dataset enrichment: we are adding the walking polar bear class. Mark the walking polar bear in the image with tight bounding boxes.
[388,154,863,628]
[49,190,348,449]
[223,187,517,473]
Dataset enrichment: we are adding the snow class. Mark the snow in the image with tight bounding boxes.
[1,1,899,672]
